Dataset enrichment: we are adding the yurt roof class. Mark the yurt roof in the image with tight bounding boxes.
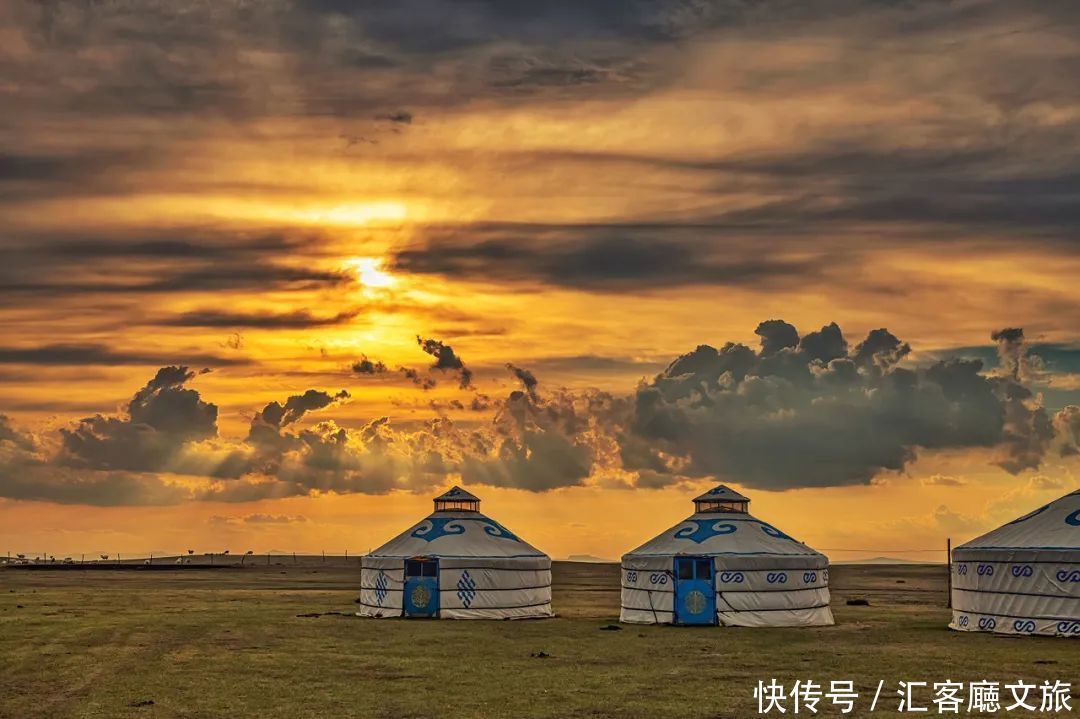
[624,489,822,558]
[956,489,1079,552]
[368,488,547,559]
[693,484,750,503]
[434,485,480,503]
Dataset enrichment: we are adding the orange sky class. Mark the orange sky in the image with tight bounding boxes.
[1,1,1079,561]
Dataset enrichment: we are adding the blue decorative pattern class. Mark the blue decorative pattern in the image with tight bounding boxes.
[759,522,794,540]
[482,521,521,541]
[1007,504,1049,525]
[673,520,737,543]
[1056,569,1080,582]
[411,517,467,542]
[374,571,388,606]
[1066,509,1080,526]
[456,570,477,608]
[409,517,522,543]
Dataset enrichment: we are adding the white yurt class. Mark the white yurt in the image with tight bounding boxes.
[950,488,1079,637]
[621,485,834,627]
[358,486,553,619]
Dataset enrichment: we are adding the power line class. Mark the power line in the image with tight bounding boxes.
[818,547,943,553]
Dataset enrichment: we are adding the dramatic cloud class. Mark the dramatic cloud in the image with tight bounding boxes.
[1,322,1077,505]
[247,389,351,449]
[417,336,473,389]
[58,366,217,473]
[352,355,389,375]
[165,309,361,329]
[0,343,241,367]
[352,356,440,390]
[398,366,436,390]
[460,387,620,492]
[619,320,1061,489]
[391,227,833,291]
[507,363,539,399]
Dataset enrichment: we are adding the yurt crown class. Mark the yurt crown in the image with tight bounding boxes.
[433,486,481,512]
[693,484,750,514]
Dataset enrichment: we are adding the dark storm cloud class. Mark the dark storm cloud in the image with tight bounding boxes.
[164,308,361,329]
[460,387,619,491]
[37,233,295,260]
[0,269,352,305]
[392,226,834,290]
[58,366,218,473]
[0,229,349,313]
[0,469,192,507]
[417,336,473,389]
[352,355,389,375]
[0,343,242,367]
[2,323,1077,505]
[399,366,436,390]
[3,0,692,125]
[506,363,538,399]
[620,320,1063,489]
[251,389,351,434]
[0,149,150,200]
[991,327,1027,380]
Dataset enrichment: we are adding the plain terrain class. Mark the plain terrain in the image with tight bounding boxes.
[1,561,1075,718]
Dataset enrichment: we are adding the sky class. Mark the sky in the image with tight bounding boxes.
[1,0,1079,562]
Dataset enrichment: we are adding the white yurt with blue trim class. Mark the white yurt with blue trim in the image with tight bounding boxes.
[950,489,1079,637]
[358,486,553,619]
[620,485,834,627]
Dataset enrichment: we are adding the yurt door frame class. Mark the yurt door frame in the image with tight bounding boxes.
[673,556,716,625]
[403,557,440,618]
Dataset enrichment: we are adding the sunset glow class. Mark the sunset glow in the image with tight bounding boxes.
[0,0,1078,564]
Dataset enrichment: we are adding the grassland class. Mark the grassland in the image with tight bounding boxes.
[0,562,1075,718]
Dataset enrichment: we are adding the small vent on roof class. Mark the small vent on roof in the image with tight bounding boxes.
[433,486,481,512]
[693,485,749,514]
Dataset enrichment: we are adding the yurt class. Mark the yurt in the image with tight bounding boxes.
[358,486,553,619]
[620,485,834,627]
[950,488,1079,637]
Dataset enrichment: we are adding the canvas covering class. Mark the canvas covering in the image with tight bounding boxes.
[358,510,553,620]
[950,489,1080,637]
[621,510,834,627]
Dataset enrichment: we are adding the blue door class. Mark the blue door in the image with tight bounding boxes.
[674,556,716,625]
[403,558,439,617]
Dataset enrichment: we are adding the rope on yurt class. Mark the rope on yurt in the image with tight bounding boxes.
[644,569,674,624]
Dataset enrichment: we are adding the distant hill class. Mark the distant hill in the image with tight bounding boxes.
[565,554,614,563]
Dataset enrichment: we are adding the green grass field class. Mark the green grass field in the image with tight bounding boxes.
[1,562,1074,718]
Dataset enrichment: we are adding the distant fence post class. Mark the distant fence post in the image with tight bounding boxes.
[946,538,952,609]
[267,552,270,566]
[293,552,297,565]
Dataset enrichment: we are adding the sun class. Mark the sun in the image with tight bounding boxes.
[351,257,397,288]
